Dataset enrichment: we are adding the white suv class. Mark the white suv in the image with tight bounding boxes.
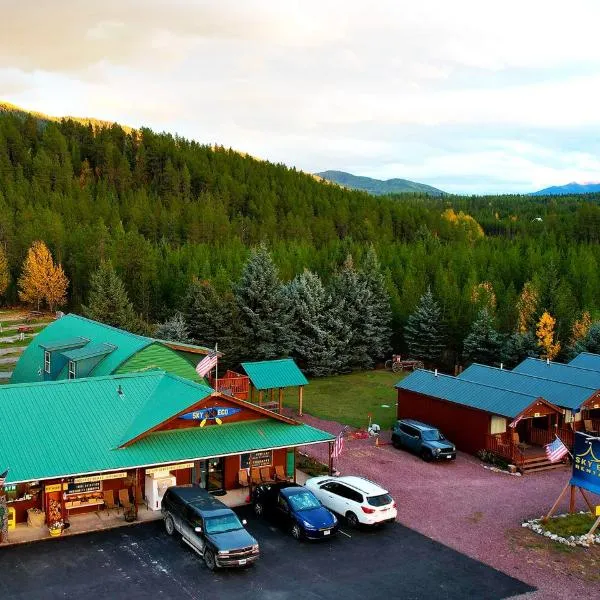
[304,475,397,527]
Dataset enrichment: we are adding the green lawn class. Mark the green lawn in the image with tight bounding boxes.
[283,370,405,430]
[543,513,597,537]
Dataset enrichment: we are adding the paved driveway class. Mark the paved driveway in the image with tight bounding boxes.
[0,507,532,600]
[294,413,598,600]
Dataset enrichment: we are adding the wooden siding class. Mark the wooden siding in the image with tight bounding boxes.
[397,389,491,454]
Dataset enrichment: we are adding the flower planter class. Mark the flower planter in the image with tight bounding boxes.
[48,528,63,537]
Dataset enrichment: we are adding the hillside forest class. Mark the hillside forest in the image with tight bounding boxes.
[1,110,600,372]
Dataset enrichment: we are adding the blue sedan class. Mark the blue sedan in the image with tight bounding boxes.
[252,482,338,540]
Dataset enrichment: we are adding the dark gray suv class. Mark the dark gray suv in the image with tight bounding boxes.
[392,419,456,461]
[161,486,259,570]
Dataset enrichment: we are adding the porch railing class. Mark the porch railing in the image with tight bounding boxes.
[529,427,574,449]
[208,371,249,399]
[484,433,525,467]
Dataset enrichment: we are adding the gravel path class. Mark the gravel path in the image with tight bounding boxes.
[292,411,598,600]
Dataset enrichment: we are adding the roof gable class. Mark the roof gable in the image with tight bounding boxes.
[459,363,593,410]
[397,369,544,418]
[118,375,214,447]
[242,358,308,390]
[514,358,600,390]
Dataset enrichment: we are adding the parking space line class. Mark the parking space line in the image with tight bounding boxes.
[338,529,352,538]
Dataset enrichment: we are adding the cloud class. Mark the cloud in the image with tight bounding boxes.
[2,0,600,193]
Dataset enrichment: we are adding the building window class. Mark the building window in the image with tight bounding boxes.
[240,450,272,469]
[44,351,51,374]
[490,415,507,434]
[68,361,76,380]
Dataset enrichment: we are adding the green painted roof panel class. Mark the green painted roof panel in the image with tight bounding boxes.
[11,314,151,384]
[62,342,116,362]
[242,359,308,390]
[116,343,207,384]
[39,337,89,352]
[397,369,541,418]
[459,364,592,410]
[0,371,333,484]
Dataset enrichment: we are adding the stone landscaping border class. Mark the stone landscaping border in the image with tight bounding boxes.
[522,512,600,547]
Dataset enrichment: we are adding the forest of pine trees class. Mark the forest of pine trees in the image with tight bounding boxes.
[2,108,600,371]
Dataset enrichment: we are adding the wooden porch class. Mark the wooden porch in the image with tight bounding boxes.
[208,370,250,400]
[485,424,574,473]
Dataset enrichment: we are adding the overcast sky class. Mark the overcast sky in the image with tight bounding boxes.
[2,0,600,194]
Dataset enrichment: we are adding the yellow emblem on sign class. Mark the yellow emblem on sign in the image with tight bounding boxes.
[596,505,600,517]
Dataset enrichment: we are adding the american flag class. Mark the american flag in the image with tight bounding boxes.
[509,414,524,429]
[332,429,345,459]
[545,436,569,463]
[195,350,218,378]
[0,469,8,486]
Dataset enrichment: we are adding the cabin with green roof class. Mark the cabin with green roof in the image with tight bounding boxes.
[0,370,333,530]
[11,314,213,385]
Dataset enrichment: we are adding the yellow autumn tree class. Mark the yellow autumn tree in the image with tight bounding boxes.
[441,208,484,242]
[0,245,9,299]
[516,281,539,333]
[536,311,561,360]
[18,241,69,311]
[471,281,496,312]
[570,311,592,347]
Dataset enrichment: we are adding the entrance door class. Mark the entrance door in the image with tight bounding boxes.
[196,458,224,492]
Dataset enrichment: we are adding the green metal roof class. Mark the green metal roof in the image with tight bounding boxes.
[569,352,600,371]
[459,364,593,410]
[12,314,151,384]
[116,343,205,384]
[242,359,308,390]
[397,369,542,418]
[514,358,600,389]
[0,371,332,484]
[62,342,116,362]
[39,337,89,352]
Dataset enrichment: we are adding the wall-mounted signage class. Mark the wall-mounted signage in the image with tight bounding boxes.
[146,463,194,475]
[179,407,241,421]
[73,472,127,484]
[571,432,600,496]
[44,483,68,493]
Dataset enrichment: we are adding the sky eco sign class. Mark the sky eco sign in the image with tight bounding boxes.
[570,432,600,496]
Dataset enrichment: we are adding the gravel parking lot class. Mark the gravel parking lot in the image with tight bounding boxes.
[0,507,532,600]
[294,412,598,600]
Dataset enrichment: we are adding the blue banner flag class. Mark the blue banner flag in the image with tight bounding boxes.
[570,432,600,496]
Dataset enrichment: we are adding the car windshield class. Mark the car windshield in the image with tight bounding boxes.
[367,493,393,507]
[287,491,321,512]
[422,429,445,441]
[204,514,243,534]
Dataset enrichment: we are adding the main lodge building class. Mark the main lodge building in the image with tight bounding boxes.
[1,315,332,528]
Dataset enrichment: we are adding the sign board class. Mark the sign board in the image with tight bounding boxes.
[45,483,68,493]
[179,406,241,421]
[66,481,101,495]
[534,412,541,418]
[241,450,272,469]
[73,472,127,484]
[570,432,600,496]
[146,463,194,475]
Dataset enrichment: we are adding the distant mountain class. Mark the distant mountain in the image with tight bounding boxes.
[531,182,600,196]
[315,170,446,196]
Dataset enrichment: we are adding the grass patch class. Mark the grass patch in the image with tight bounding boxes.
[543,513,597,537]
[284,370,405,429]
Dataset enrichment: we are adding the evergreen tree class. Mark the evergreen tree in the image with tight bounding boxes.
[571,323,600,356]
[404,287,445,364]
[331,255,373,370]
[287,270,348,376]
[0,245,9,300]
[81,261,140,332]
[154,311,190,343]
[359,246,392,364]
[462,308,503,366]
[501,331,539,368]
[234,244,292,361]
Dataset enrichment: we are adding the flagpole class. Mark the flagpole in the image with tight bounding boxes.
[214,343,218,391]
[554,433,573,459]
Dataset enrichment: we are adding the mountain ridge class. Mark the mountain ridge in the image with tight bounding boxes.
[531,182,600,196]
[315,170,446,196]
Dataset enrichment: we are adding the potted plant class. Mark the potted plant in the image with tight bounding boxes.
[124,505,137,523]
[48,520,64,537]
